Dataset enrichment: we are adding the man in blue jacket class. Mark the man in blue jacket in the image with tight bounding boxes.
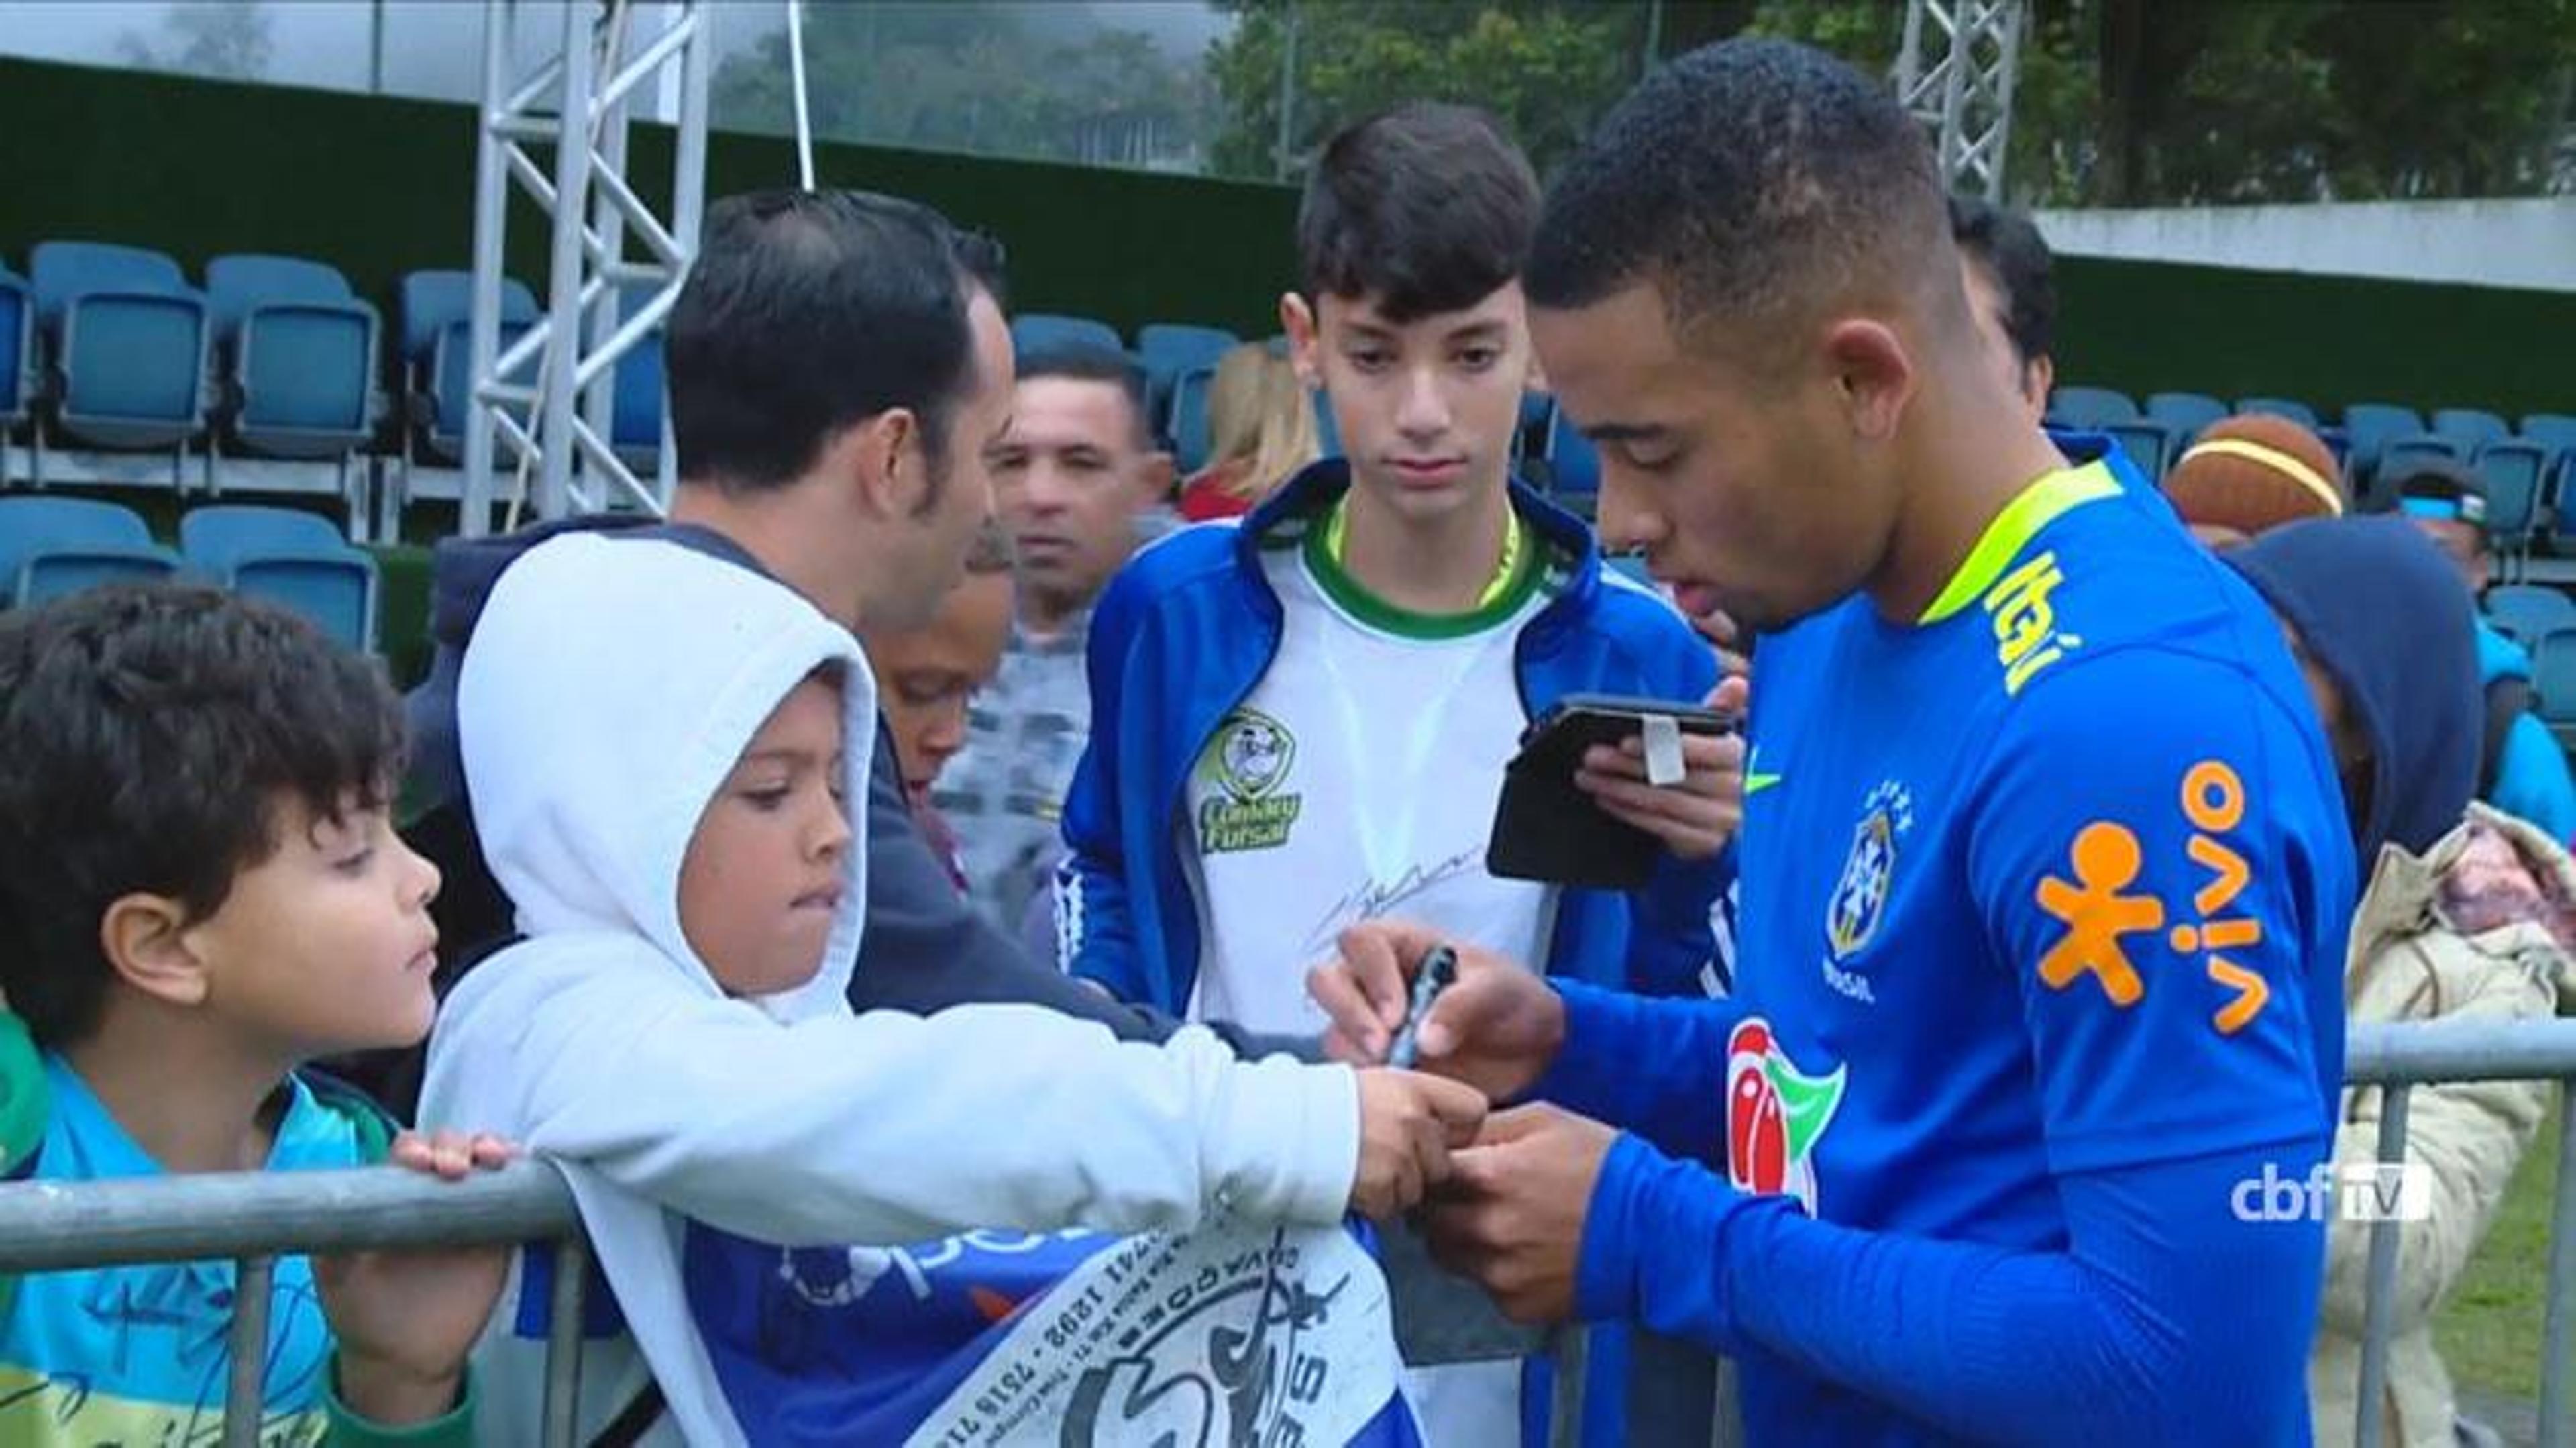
[1312,40,2357,1445]
[2390,458,2576,844]
[1056,104,1741,1443]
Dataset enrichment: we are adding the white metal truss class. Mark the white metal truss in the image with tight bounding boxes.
[1896,0,2026,200]
[460,0,712,535]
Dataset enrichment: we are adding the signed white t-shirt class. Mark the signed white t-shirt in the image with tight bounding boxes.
[1183,534,1557,1038]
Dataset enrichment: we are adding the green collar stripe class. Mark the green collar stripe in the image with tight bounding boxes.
[1918,460,2121,625]
[1301,514,1545,640]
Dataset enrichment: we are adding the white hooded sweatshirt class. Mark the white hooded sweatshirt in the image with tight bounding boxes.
[419,534,1361,1446]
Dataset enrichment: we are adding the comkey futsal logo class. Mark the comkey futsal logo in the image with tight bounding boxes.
[1725,1017,1847,1216]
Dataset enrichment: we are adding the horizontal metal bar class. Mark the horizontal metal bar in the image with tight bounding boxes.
[0,1160,576,1272]
[2346,1018,2576,1083]
[495,111,564,146]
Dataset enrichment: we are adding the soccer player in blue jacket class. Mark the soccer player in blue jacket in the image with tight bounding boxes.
[1311,40,2356,1446]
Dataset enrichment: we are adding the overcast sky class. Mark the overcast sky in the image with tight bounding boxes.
[0,1,1236,109]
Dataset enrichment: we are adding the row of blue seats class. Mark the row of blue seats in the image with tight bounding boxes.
[0,242,661,476]
[0,244,383,460]
[2049,386,2576,483]
[2088,418,2562,544]
[0,497,376,650]
[1157,360,1605,504]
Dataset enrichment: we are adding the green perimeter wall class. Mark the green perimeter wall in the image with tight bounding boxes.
[8,57,2573,417]
[0,56,1301,340]
[6,56,2569,413]
[7,57,2574,681]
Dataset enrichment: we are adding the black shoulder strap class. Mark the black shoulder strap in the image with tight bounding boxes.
[590,1380,667,1448]
[2483,673,2532,798]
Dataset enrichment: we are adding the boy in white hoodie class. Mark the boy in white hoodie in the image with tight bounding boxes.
[422,529,1479,1446]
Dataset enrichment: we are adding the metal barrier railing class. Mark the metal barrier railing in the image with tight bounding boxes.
[2346,1017,2576,1448]
[0,1158,589,1448]
[1,1017,2569,1447]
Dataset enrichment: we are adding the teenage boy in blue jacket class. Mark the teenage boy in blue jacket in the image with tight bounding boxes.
[1057,102,1741,1445]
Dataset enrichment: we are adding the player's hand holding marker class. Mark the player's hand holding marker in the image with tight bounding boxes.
[1574,673,1750,860]
[1310,921,1609,1323]
[1309,921,1566,1101]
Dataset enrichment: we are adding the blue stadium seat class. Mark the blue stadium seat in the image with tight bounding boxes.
[0,495,181,605]
[2524,415,2576,489]
[2337,402,2424,482]
[2144,391,2229,444]
[2486,584,2576,646]
[2532,626,2576,743]
[1167,366,1214,474]
[206,254,380,460]
[180,503,377,649]
[2377,434,2466,486]
[1011,313,1122,357]
[2046,386,2139,429]
[1542,403,1601,499]
[1515,391,1554,464]
[612,284,669,472]
[0,263,28,428]
[398,270,539,465]
[2237,396,2321,431]
[2475,442,2550,552]
[29,240,211,451]
[1135,323,1238,416]
[2434,408,2511,453]
[2101,419,2176,485]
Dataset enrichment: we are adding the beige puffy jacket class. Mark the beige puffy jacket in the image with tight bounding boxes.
[2309,804,2576,1447]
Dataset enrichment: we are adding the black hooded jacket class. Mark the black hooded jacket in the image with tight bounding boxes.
[2224,516,2481,874]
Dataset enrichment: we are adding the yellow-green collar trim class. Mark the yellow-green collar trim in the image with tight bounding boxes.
[1917,460,2122,625]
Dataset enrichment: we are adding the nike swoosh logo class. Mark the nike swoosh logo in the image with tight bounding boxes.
[1746,745,1783,796]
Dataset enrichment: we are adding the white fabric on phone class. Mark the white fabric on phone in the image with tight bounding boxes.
[1642,711,1686,786]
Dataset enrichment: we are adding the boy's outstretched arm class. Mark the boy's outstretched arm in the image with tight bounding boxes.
[430,970,1483,1248]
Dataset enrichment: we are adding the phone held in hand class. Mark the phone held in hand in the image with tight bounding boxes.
[1486,693,1735,890]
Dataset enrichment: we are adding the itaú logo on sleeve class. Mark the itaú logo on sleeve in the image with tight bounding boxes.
[2229,1162,2432,1223]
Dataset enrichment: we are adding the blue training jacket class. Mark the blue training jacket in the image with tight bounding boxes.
[1055,458,1729,1021]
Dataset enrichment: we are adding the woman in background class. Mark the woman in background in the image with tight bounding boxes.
[1177,342,1318,522]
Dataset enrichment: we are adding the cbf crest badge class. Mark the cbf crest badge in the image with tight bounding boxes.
[1825,780,1914,962]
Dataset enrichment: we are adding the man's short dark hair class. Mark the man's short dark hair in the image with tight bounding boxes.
[670,189,1008,493]
[1017,342,1155,451]
[1949,193,2056,368]
[1297,103,1539,324]
[1529,39,1947,344]
[0,586,405,1049]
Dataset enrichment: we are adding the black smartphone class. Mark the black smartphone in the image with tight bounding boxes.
[1487,694,1736,890]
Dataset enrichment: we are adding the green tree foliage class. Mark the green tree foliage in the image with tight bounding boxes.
[713,4,1210,171]
[1204,1,1656,181]
[1744,0,2576,204]
[117,0,273,82]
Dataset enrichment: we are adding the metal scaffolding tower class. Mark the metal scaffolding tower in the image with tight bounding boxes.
[1895,0,2027,200]
[459,0,712,535]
